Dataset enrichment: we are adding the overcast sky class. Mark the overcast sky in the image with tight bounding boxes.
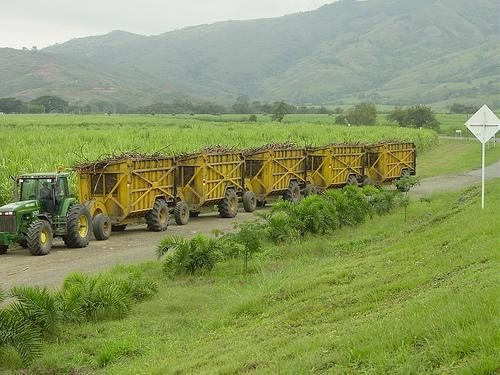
[0,0,334,49]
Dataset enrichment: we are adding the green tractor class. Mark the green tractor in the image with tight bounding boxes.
[0,172,92,256]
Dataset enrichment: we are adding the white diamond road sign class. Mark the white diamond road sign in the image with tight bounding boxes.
[465,105,500,144]
[464,104,500,209]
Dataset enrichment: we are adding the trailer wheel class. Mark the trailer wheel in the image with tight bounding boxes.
[347,175,358,186]
[283,182,301,203]
[146,199,169,232]
[63,205,92,248]
[189,211,200,218]
[111,225,127,232]
[303,184,318,196]
[27,220,53,256]
[0,244,7,255]
[219,189,238,218]
[93,213,111,241]
[174,201,190,225]
[242,191,257,212]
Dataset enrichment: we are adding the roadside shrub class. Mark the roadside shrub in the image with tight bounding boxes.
[323,187,370,227]
[157,235,222,277]
[58,273,132,322]
[263,186,397,244]
[0,308,42,363]
[9,286,59,336]
[265,208,300,244]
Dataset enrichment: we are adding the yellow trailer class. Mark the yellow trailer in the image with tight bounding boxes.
[176,150,246,218]
[244,145,307,205]
[306,144,365,191]
[364,142,416,184]
[77,155,175,240]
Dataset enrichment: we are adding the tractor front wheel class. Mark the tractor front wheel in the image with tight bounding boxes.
[27,220,53,256]
[64,205,92,248]
[0,244,7,255]
[93,213,111,241]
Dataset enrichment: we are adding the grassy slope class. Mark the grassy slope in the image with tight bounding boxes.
[417,138,500,178]
[16,181,499,374]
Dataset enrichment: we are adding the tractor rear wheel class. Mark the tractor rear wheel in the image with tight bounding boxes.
[218,189,238,218]
[93,213,111,241]
[0,244,7,255]
[283,182,301,203]
[111,225,127,232]
[242,191,257,212]
[27,220,53,256]
[63,205,92,248]
[174,201,190,225]
[146,199,169,232]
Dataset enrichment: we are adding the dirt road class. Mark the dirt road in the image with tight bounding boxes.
[1,161,498,291]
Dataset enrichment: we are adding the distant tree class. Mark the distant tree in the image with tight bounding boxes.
[31,46,37,51]
[272,101,288,122]
[231,95,251,114]
[335,114,348,125]
[333,107,344,114]
[248,114,257,122]
[388,105,439,129]
[449,103,480,114]
[22,103,44,113]
[346,102,377,125]
[0,98,24,113]
[387,107,407,127]
[250,101,262,114]
[406,105,439,129]
[31,95,68,113]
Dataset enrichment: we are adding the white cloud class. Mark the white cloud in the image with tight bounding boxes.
[0,0,334,48]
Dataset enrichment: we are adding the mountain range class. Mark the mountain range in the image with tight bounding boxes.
[0,0,498,107]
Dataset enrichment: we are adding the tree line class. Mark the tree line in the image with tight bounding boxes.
[0,94,447,128]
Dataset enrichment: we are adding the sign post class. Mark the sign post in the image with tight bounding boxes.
[465,105,500,208]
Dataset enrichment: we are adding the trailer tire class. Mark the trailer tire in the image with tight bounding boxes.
[146,199,169,232]
[219,189,238,218]
[111,225,127,232]
[189,211,200,218]
[283,182,301,203]
[174,201,190,225]
[303,184,318,196]
[0,244,7,255]
[63,205,92,248]
[242,191,257,212]
[27,220,53,256]
[93,213,111,241]
[347,175,358,186]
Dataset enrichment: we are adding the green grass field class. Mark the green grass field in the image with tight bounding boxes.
[0,114,438,205]
[417,138,500,178]
[4,180,497,374]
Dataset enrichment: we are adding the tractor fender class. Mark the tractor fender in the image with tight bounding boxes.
[35,214,52,224]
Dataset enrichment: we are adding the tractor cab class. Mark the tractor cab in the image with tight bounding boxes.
[16,173,70,215]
